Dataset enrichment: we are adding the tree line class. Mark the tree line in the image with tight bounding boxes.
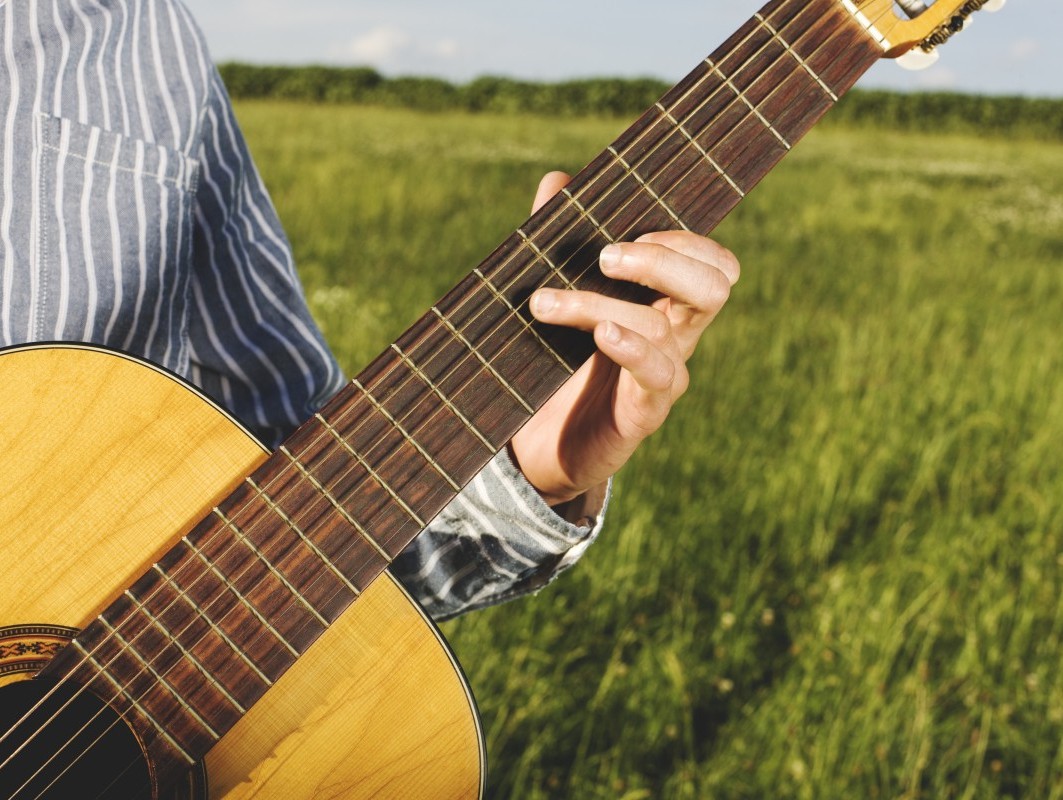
[217,62,1063,139]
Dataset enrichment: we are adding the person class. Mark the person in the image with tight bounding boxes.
[0,0,738,620]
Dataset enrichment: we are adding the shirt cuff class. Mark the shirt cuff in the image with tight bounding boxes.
[390,448,612,621]
[490,446,610,572]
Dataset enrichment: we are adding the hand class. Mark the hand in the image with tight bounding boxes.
[510,171,740,508]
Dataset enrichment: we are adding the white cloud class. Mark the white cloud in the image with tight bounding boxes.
[329,26,462,69]
[1008,38,1039,61]
[345,26,411,62]
[914,66,961,90]
[432,39,460,59]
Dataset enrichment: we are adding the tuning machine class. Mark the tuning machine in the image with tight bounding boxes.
[897,47,941,70]
[895,0,1007,71]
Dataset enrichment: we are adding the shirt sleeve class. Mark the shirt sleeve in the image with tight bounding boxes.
[391,449,610,621]
[185,68,346,448]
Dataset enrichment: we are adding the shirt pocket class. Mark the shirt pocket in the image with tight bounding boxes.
[35,113,201,374]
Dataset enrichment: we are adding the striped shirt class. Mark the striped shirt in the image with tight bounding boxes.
[0,0,603,620]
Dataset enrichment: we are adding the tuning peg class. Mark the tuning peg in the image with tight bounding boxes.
[982,0,1006,11]
[897,47,941,70]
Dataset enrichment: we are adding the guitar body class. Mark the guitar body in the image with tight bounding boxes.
[0,344,484,799]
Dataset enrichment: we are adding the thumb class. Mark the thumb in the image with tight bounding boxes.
[532,171,571,213]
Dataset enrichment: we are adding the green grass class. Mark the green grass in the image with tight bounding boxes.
[236,100,1063,798]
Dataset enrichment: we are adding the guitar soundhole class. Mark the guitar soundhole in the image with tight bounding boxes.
[0,626,206,800]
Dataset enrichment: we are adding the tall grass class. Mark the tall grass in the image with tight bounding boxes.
[236,100,1063,798]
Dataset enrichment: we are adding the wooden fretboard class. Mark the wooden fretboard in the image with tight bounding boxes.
[45,0,886,788]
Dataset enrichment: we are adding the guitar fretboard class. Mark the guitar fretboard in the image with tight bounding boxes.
[45,0,885,787]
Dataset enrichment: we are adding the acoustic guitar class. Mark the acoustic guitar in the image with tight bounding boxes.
[0,1,1000,797]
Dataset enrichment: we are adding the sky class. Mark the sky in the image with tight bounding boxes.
[180,0,1059,98]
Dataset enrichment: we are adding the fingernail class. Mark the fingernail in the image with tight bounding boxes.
[532,288,557,315]
[600,244,622,274]
[601,320,621,344]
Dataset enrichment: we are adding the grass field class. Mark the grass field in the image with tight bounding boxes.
[235,100,1063,799]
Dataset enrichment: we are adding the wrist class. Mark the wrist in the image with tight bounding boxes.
[505,442,578,506]
[549,481,610,528]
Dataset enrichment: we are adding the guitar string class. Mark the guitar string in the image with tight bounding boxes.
[217,0,861,608]
[141,0,862,686]
[192,0,870,660]
[6,3,888,794]
[31,34,888,798]
[4,1,898,793]
[10,17,812,786]
[7,4,886,793]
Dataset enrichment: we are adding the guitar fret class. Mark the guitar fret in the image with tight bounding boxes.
[516,164,608,244]
[238,478,335,628]
[341,388,429,529]
[279,442,399,560]
[653,102,746,199]
[467,271,574,378]
[605,145,691,231]
[245,476,363,598]
[704,57,793,150]
[145,568,255,711]
[176,537,289,679]
[432,301,551,406]
[755,12,839,101]
[109,599,228,737]
[388,343,488,487]
[198,517,301,658]
[515,228,579,290]
[564,152,675,242]
[560,187,616,244]
[71,637,197,765]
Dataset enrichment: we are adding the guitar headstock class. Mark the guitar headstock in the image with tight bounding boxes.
[847,0,1006,67]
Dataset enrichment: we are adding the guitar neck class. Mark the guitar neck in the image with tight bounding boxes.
[46,0,885,786]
